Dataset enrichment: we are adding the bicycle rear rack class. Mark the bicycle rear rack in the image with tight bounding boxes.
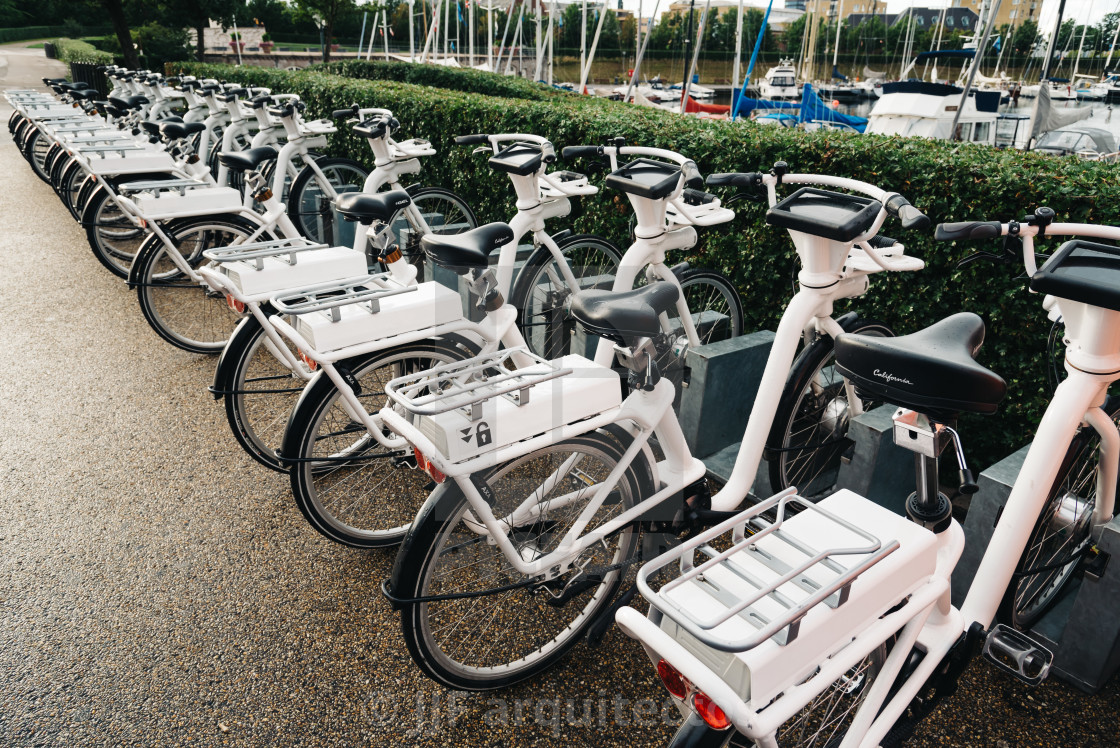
[120,178,212,196]
[76,144,147,158]
[638,488,900,653]
[203,237,329,268]
[385,347,572,421]
[271,274,417,322]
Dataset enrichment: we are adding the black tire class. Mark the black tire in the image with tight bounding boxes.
[218,312,309,472]
[511,234,623,359]
[999,396,1120,629]
[393,430,649,690]
[131,214,269,354]
[59,158,89,221]
[768,316,893,500]
[286,157,369,245]
[45,142,66,189]
[26,128,52,182]
[671,266,744,348]
[283,337,479,547]
[83,186,149,278]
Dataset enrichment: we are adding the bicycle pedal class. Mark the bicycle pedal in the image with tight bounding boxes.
[982,623,1053,686]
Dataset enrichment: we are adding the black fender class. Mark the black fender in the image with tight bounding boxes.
[666,714,734,748]
[384,480,460,609]
[210,309,269,400]
[836,310,869,335]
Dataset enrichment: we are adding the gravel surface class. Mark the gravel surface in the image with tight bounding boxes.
[1,47,1118,748]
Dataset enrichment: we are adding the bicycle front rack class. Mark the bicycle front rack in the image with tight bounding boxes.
[385,347,573,422]
[203,236,329,268]
[638,488,900,653]
[271,274,417,322]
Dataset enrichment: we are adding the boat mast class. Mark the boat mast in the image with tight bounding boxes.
[950,0,1003,139]
[1105,10,1120,71]
[681,0,712,112]
[832,0,844,70]
[580,2,609,93]
[802,1,818,81]
[681,0,697,93]
[1039,0,1068,82]
[624,0,662,102]
[1071,2,1092,80]
[732,0,746,96]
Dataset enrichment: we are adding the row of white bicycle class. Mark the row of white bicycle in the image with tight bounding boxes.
[9,69,1120,748]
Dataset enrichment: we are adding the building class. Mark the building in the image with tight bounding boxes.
[666,0,804,30]
[951,0,1040,29]
[844,7,980,33]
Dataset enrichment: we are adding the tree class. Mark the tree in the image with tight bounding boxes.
[99,0,141,68]
[156,0,249,62]
[293,0,359,62]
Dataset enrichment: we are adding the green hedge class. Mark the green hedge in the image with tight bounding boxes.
[313,60,575,102]
[169,61,1120,469]
[0,25,69,43]
[51,38,114,66]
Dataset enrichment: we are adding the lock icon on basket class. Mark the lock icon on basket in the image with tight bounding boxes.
[475,422,492,448]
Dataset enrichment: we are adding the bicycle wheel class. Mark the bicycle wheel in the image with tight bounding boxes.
[396,186,479,267]
[132,214,268,354]
[1000,397,1120,629]
[26,129,52,182]
[394,430,649,690]
[654,267,744,392]
[83,187,148,278]
[283,337,478,547]
[59,159,89,221]
[773,645,885,747]
[511,234,623,359]
[286,157,369,245]
[219,312,309,472]
[768,316,893,500]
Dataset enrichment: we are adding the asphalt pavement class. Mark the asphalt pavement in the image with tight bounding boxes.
[0,44,1117,748]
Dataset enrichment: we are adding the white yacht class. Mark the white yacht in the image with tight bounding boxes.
[758,59,799,99]
[865,80,1001,145]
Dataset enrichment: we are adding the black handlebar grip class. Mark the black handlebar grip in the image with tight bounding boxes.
[454,134,490,145]
[884,194,930,231]
[934,221,1003,241]
[331,108,357,119]
[682,188,718,206]
[681,160,704,190]
[867,235,898,248]
[706,172,763,189]
[562,145,602,159]
[540,142,556,163]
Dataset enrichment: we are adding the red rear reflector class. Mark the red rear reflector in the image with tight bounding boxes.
[657,659,689,700]
[692,692,731,731]
[412,446,445,483]
[299,350,318,371]
[225,294,246,314]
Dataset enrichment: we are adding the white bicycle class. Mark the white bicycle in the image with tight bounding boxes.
[378,167,927,690]
[619,206,1120,748]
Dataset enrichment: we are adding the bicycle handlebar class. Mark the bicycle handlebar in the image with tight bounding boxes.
[884,194,930,231]
[562,145,603,159]
[934,221,1003,241]
[705,172,764,189]
[332,104,359,120]
[455,133,490,145]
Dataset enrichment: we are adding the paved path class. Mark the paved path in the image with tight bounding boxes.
[0,45,1117,748]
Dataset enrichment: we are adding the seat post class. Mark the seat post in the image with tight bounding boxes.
[892,409,954,533]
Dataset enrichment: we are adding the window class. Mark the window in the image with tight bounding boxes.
[973,121,991,143]
[947,16,954,26]
[1010,10,1017,18]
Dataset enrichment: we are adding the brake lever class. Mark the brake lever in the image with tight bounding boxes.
[723,191,766,206]
[472,145,490,156]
